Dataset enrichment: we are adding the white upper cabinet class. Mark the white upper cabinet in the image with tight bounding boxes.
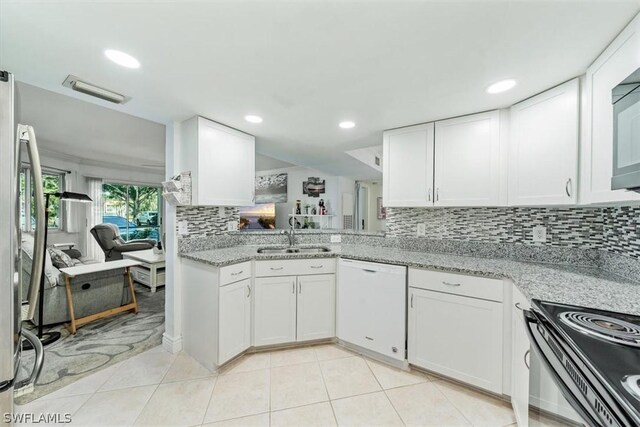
[509,79,579,206]
[180,116,255,206]
[581,14,640,204]
[383,123,434,207]
[434,111,504,206]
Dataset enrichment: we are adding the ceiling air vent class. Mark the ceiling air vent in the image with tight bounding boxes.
[62,75,130,104]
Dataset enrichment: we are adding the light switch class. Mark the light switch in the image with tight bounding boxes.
[416,223,426,237]
[227,220,238,232]
[331,235,342,243]
[218,207,226,219]
[532,225,547,242]
[178,220,188,236]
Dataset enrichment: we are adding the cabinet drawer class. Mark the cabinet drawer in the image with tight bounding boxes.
[255,258,336,277]
[131,267,151,285]
[409,268,503,302]
[220,261,252,286]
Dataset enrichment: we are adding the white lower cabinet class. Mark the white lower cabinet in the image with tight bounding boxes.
[511,288,531,427]
[297,274,336,342]
[218,278,252,365]
[253,260,336,347]
[254,276,297,346]
[407,268,504,394]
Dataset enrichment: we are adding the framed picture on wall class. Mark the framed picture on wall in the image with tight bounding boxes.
[302,177,325,198]
[255,173,288,203]
[377,197,386,219]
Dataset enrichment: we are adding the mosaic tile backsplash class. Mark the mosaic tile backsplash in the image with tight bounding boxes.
[176,206,240,237]
[386,205,640,259]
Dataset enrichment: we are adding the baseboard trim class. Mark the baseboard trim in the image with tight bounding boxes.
[162,333,183,354]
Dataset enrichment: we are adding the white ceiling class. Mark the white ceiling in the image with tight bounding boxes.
[2,1,639,176]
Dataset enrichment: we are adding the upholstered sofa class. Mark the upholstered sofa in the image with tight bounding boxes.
[21,233,133,326]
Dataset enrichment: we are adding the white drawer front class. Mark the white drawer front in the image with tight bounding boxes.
[255,258,336,277]
[409,268,503,302]
[220,261,252,286]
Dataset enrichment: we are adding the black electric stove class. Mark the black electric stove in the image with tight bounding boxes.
[525,299,640,427]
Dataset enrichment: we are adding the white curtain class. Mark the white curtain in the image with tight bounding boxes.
[86,177,104,261]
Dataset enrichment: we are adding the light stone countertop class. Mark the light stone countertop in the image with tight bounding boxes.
[180,244,640,316]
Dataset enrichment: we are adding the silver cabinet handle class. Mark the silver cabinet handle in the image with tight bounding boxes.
[246,284,251,298]
[515,302,524,311]
[310,265,323,269]
[436,188,439,201]
[565,178,572,198]
[270,267,284,271]
[524,349,530,369]
[292,282,295,293]
[442,281,461,287]
[298,282,302,294]
[362,269,377,273]
[231,270,243,276]
[428,188,431,201]
[410,294,414,308]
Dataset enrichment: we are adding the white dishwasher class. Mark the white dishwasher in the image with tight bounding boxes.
[337,259,407,361]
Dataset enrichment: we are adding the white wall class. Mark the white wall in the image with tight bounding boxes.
[256,165,355,229]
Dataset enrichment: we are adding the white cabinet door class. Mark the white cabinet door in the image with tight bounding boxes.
[408,287,503,393]
[511,288,531,427]
[194,117,255,206]
[582,15,640,204]
[434,111,503,206]
[218,278,251,365]
[254,276,297,346]
[509,80,579,206]
[383,123,434,207]
[296,274,335,342]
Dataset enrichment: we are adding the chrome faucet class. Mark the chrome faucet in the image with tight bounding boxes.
[282,225,295,247]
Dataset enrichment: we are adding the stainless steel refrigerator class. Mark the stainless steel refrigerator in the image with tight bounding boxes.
[0,70,45,419]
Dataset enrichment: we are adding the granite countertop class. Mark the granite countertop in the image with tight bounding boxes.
[180,244,640,316]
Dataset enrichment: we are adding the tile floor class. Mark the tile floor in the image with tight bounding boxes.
[15,344,519,427]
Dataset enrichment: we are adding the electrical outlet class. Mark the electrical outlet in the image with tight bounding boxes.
[330,235,342,243]
[416,223,426,237]
[178,220,188,236]
[532,225,547,242]
[227,220,238,232]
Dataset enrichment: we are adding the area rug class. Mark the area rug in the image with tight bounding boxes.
[15,285,165,404]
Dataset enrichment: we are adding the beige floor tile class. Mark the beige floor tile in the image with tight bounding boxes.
[162,352,215,383]
[14,394,92,427]
[270,362,329,411]
[134,377,216,426]
[203,413,270,427]
[203,369,270,423]
[386,382,470,426]
[99,350,176,392]
[530,411,574,427]
[366,359,430,390]
[270,347,317,368]
[435,380,516,427]
[313,344,354,361]
[271,402,337,427]
[220,352,270,375]
[41,362,123,400]
[70,385,157,426]
[332,392,404,427]
[319,357,380,400]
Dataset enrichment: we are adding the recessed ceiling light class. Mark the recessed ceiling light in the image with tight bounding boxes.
[486,79,516,94]
[245,115,263,123]
[104,49,140,69]
[339,121,355,129]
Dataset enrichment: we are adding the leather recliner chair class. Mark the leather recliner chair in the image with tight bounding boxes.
[90,223,156,261]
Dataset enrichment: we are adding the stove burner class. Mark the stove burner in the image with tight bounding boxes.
[559,311,640,347]
[623,375,640,401]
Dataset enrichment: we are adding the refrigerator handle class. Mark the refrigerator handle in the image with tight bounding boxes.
[14,329,44,395]
[17,125,46,320]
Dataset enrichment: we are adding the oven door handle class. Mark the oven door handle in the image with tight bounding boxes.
[523,310,612,427]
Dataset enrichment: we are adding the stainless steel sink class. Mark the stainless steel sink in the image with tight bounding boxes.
[256,246,331,254]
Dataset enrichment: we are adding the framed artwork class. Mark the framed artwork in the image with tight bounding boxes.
[255,173,287,203]
[377,197,386,219]
[302,177,325,197]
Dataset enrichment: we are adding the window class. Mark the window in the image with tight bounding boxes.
[20,168,65,231]
[102,183,162,242]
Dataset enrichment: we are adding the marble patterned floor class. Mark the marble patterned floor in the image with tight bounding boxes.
[15,343,520,427]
